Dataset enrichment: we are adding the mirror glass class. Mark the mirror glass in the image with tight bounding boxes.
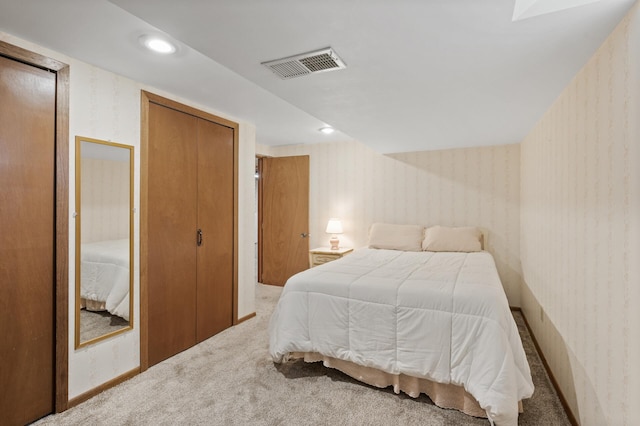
[75,136,133,348]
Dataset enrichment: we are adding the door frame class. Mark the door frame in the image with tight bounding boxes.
[256,155,266,282]
[140,91,239,371]
[0,40,70,412]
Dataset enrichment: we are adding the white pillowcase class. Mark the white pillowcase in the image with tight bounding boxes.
[368,223,425,252]
[422,226,483,252]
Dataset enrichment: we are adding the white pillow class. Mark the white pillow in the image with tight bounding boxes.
[368,223,424,252]
[422,226,482,252]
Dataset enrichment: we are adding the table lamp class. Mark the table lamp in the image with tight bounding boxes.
[325,218,343,250]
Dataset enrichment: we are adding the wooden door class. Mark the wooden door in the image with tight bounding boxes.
[259,156,310,286]
[146,97,237,366]
[147,103,198,366]
[196,119,234,342]
[0,55,56,424]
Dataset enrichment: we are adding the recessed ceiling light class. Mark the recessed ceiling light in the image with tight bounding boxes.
[139,35,176,54]
[319,126,335,135]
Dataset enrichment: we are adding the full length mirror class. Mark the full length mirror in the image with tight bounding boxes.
[75,136,134,348]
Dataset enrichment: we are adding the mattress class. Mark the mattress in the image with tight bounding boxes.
[81,238,130,320]
[269,248,534,425]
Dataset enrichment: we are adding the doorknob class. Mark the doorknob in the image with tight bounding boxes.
[197,229,203,246]
[300,233,309,238]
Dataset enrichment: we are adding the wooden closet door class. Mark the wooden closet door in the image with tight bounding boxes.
[0,55,56,424]
[196,119,234,342]
[148,103,198,366]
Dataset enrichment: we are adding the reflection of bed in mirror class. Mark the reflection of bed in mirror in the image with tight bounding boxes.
[80,238,130,320]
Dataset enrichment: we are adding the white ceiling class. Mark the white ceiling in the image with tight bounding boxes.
[0,0,635,153]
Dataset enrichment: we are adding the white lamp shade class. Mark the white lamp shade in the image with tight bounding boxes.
[325,218,343,234]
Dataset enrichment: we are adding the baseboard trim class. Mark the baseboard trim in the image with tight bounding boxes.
[66,367,140,409]
[519,311,579,426]
[237,312,256,324]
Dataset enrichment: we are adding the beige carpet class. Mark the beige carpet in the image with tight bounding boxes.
[36,284,570,425]
[79,310,129,343]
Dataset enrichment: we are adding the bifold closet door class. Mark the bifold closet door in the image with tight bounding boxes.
[0,55,55,424]
[148,103,198,366]
[196,119,234,342]
[148,102,234,366]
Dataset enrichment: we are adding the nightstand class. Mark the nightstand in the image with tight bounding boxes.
[309,247,353,268]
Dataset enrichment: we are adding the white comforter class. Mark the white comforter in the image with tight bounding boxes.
[269,249,534,425]
[81,239,130,320]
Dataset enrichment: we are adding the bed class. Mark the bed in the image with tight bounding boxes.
[80,238,130,321]
[269,224,534,426]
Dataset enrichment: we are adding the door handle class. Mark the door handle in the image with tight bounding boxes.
[197,229,203,246]
[300,233,309,238]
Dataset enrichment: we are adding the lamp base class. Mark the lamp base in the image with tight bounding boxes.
[329,236,340,250]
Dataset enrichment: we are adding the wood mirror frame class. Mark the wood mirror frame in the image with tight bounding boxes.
[75,136,134,348]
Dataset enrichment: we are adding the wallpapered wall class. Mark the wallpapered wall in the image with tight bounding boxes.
[62,59,143,400]
[81,158,130,243]
[269,141,522,306]
[520,5,640,424]
[0,31,257,400]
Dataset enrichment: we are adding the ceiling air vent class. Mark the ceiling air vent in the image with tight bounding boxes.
[262,47,347,80]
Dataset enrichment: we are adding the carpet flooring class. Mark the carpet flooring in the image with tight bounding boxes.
[36,284,570,425]
[79,310,129,343]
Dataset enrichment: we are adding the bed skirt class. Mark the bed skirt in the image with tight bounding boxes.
[290,352,523,419]
[81,298,107,312]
